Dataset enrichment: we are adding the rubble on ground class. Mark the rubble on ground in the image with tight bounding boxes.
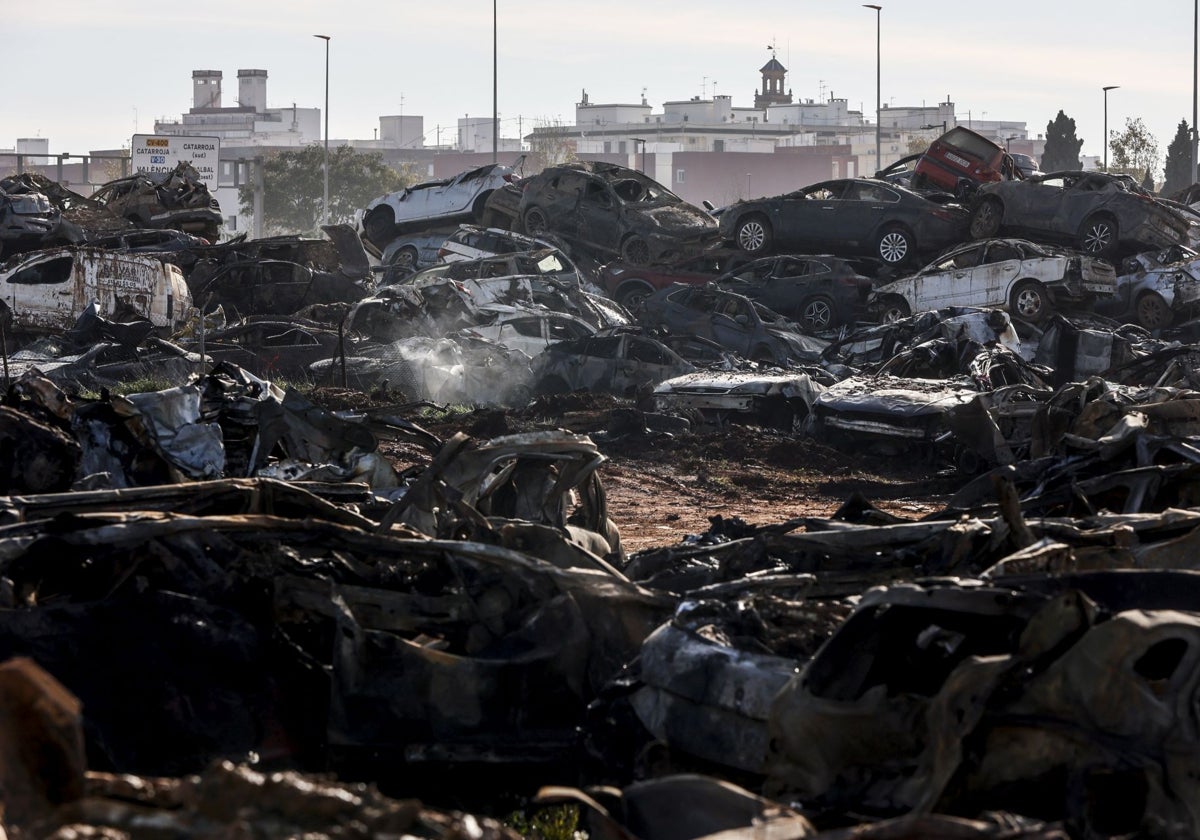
[10,163,1200,838]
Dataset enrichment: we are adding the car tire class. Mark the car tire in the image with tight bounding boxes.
[1135,290,1173,329]
[875,225,913,266]
[969,198,1003,239]
[1009,279,1050,322]
[364,207,396,247]
[390,245,419,269]
[879,295,911,323]
[621,236,652,266]
[1079,214,1118,257]
[523,206,550,236]
[801,295,838,331]
[735,215,772,254]
[616,283,654,313]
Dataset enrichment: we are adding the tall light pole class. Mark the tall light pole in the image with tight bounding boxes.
[1103,85,1119,171]
[314,35,330,225]
[492,0,498,164]
[1193,0,1198,183]
[864,5,882,166]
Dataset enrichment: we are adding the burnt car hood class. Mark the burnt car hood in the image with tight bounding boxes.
[628,203,718,238]
[815,375,979,418]
[655,369,827,399]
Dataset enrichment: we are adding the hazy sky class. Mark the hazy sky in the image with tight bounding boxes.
[5,0,1197,166]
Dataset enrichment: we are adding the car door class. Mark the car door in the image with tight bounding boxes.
[761,256,813,315]
[783,182,847,249]
[709,294,755,355]
[1016,176,1068,234]
[978,241,1023,307]
[576,176,623,252]
[837,182,899,249]
[620,336,687,393]
[904,245,986,310]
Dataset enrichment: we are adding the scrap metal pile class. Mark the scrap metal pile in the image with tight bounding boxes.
[6,150,1200,838]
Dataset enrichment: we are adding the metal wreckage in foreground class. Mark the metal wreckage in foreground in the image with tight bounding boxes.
[7,161,1200,838]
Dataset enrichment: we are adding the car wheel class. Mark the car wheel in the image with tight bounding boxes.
[1135,291,1173,329]
[391,245,419,269]
[523,206,549,235]
[801,295,837,331]
[1009,279,1050,322]
[621,236,652,266]
[969,198,1003,239]
[735,215,772,254]
[1079,214,1118,257]
[879,294,911,323]
[876,225,913,265]
[616,283,654,314]
[364,207,396,246]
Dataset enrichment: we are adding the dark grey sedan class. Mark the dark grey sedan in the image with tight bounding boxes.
[717,178,969,267]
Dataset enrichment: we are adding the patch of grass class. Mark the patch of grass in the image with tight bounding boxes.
[504,805,582,840]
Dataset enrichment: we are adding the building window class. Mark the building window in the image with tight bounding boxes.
[676,169,686,183]
[619,141,627,154]
[603,141,611,153]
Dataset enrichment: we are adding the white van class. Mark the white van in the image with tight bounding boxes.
[0,247,192,335]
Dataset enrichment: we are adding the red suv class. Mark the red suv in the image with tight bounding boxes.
[914,126,1016,198]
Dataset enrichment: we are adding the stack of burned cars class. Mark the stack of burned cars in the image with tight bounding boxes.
[488,161,718,266]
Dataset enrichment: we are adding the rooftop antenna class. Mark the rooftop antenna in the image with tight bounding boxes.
[767,38,777,59]
[702,75,708,98]
[400,93,405,118]
[641,86,648,106]
[818,79,826,102]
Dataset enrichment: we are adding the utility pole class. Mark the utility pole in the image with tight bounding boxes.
[314,34,331,225]
[863,5,882,166]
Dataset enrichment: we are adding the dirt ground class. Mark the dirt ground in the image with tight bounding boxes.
[322,388,964,554]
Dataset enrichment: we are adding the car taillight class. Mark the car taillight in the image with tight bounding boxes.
[503,174,515,183]
[438,247,450,258]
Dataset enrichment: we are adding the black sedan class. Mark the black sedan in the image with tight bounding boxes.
[715,255,872,331]
[968,171,1191,258]
[717,178,968,267]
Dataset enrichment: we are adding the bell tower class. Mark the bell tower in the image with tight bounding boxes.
[754,44,792,109]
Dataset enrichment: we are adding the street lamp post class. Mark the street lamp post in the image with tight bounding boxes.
[863,5,882,165]
[1103,85,1119,171]
[314,35,330,226]
[492,0,498,164]
[1193,0,1198,183]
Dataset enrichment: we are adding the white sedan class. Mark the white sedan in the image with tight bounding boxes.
[870,238,1116,323]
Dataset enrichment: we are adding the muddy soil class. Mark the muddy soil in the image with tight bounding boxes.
[315,388,963,553]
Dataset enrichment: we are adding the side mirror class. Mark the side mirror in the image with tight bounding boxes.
[735,314,749,326]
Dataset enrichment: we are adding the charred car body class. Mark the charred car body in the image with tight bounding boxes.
[362,159,523,249]
[0,247,192,336]
[716,254,874,331]
[533,330,696,397]
[516,162,718,266]
[1097,244,1200,329]
[718,178,968,267]
[969,170,1190,258]
[639,284,824,366]
[871,238,1117,323]
[91,163,221,242]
